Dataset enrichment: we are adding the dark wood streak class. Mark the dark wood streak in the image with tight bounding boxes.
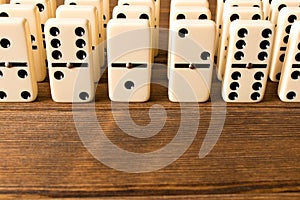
[0,0,299,199]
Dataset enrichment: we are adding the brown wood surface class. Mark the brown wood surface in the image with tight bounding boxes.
[0,0,299,199]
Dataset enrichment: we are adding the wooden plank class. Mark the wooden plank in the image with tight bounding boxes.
[1,193,300,200]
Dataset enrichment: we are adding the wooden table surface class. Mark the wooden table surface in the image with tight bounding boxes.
[0,0,299,199]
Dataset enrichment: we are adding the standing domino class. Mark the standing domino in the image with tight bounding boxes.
[0,18,38,102]
[170,0,208,8]
[217,7,262,80]
[0,4,46,82]
[154,0,160,38]
[278,22,300,102]
[118,0,158,56]
[169,6,211,23]
[117,0,155,23]
[215,0,261,54]
[11,0,52,50]
[222,20,274,103]
[112,5,154,61]
[270,0,300,25]
[102,0,110,28]
[215,0,225,54]
[119,0,160,40]
[48,0,57,17]
[113,5,154,27]
[107,19,152,102]
[64,0,105,42]
[223,0,262,10]
[56,5,103,82]
[168,5,211,79]
[168,20,215,102]
[269,7,300,82]
[262,0,271,20]
[45,18,95,102]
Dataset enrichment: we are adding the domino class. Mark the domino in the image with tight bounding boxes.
[10,0,51,25]
[45,18,95,102]
[222,20,274,103]
[223,1,262,12]
[117,0,155,24]
[102,0,110,28]
[112,5,154,60]
[269,7,300,82]
[117,0,158,56]
[107,19,152,102]
[215,0,262,54]
[278,21,300,102]
[0,0,6,3]
[168,20,215,102]
[168,5,211,79]
[270,0,300,25]
[262,0,271,20]
[154,0,160,37]
[0,4,46,82]
[223,0,262,9]
[0,17,38,102]
[215,0,225,54]
[118,0,160,34]
[113,5,154,27]
[64,0,105,41]
[169,6,211,23]
[11,0,52,50]
[170,0,209,8]
[217,7,263,80]
[48,0,56,17]
[56,5,103,83]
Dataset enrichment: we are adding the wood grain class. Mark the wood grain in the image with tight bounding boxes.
[0,0,299,199]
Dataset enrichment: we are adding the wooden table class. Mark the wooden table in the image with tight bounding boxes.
[0,0,299,199]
